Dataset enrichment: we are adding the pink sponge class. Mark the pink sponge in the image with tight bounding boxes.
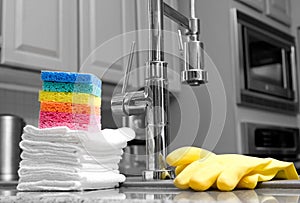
[39,111,101,125]
[38,121,101,131]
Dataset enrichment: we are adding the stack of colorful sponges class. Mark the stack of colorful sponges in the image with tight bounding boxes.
[38,71,102,131]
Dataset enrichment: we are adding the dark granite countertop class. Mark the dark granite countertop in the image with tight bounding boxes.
[1,179,300,202]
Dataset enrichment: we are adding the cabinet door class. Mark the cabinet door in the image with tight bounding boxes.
[237,0,264,11]
[2,0,78,71]
[266,0,291,25]
[79,0,138,85]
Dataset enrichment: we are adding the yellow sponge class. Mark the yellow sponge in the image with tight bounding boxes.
[39,91,101,106]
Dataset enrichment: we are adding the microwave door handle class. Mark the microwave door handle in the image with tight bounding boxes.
[281,48,288,89]
[291,46,297,100]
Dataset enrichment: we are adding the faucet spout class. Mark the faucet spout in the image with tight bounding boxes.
[111,0,207,181]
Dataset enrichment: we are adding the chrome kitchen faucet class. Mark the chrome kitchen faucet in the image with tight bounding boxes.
[111,0,207,180]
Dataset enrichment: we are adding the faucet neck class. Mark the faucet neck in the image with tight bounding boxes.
[148,0,164,62]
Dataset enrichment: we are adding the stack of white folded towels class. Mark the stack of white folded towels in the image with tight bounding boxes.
[17,125,135,191]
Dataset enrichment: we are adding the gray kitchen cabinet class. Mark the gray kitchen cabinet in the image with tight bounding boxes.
[266,0,291,25]
[79,0,139,85]
[2,0,78,71]
[1,0,180,89]
[235,0,291,26]
[237,0,265,11]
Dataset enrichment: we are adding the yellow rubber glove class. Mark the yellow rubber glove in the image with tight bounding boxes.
[166,147,299,191]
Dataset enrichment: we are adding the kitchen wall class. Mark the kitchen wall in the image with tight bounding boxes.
[0,66,41,126]
[172,0,237,154]
[1,0,300,154]
[0,88,39,126]
[174,0,300,154]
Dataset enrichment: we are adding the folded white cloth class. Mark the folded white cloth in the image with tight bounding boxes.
[19,160,119,171]
[17,125,135,191]
[19,165,79,175]
[19,162,119,175]
[17,180,81,191]
[22,125,135,151]
[17,171,126,191]
[20,151,122,165]
[20,139,124,166]
[20,139,124,156]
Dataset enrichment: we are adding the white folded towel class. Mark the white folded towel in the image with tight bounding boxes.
[20,151,122,164]
[17,180,81,191]
[20,140,124,159]
[17,125,135,191]
[22,125,135,151]
[19,160,119,171]
[17,171,125,191]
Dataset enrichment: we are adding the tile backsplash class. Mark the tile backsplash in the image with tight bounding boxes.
[0,89,39,126]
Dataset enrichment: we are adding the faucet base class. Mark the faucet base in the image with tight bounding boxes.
[142,169,175,180]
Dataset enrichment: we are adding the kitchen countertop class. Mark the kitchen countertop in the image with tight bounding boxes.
[1,179,300,202]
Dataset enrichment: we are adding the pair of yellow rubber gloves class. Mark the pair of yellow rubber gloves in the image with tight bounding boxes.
[166,147,299,191]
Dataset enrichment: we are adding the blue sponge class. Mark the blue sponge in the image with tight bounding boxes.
[41,71,102,87]
[42,82,101,97]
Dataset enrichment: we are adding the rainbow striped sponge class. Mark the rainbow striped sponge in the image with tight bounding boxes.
[39,71,102,131]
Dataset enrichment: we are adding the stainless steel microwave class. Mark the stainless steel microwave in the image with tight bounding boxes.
[232,9,298,114]
[241,122,299,161]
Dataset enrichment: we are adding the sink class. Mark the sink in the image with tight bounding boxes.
[120,177,300,202]
[257,179,300,189]
[122,176,300,190]
[1,178,300,202]
[1,178,300,190]
[121,176,178,190]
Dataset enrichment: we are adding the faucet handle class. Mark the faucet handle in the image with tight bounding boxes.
[122,41,136,94]
[111,41,148,116]
[177,30,184,52]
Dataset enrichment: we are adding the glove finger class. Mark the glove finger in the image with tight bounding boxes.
[175,164,188,176]
[217,163,246,191]
[216,155,272,191]
[189,161,222,191]
[237,172,278,189]
[174,161,201,189]
[236,174,259,189]
[166,146,215,166]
